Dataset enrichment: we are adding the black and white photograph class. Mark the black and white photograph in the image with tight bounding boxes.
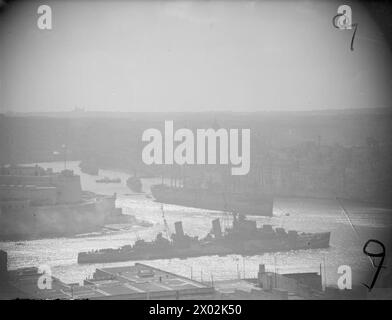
[1,0,392,306]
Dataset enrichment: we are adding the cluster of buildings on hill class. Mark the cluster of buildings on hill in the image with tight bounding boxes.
[2,112,391,206]
[249,141,391,204]
[0,165,82,206]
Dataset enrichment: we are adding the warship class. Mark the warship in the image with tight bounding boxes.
[151,184,273,216]
[77,213,330,264]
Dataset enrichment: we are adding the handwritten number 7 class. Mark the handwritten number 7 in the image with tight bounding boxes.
[350,23,358,51]
[332,13,358,51]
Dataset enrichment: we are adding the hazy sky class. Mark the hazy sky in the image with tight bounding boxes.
[0,0,391,112]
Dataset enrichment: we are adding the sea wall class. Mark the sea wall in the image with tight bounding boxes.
[0,199,106,240]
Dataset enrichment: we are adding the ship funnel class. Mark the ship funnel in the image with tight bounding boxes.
[211,218,222,238]
[174,221,184,238]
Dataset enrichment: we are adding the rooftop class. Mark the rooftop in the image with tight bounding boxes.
[85,263,213,299]
[3,263,215,300]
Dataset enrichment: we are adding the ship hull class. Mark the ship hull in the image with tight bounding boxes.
[77,232,330,264]
[151,185,273,216]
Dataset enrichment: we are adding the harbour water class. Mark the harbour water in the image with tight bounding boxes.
[1,161,391,287]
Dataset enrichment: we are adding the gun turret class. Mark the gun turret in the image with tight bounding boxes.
[174,221,184,238]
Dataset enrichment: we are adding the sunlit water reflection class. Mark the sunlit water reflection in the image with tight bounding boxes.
[1,161,391,287]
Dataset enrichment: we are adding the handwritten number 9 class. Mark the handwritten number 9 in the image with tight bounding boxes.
[362,239,386,291]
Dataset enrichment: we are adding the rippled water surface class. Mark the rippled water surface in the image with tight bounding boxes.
[1,161,391,287]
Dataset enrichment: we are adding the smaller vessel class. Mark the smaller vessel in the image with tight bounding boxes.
[127,176,142,193]
[96,177,121,184]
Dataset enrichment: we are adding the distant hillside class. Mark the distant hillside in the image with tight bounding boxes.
[1,109,392,204]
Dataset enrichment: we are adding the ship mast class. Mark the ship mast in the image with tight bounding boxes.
[160,204,171,239]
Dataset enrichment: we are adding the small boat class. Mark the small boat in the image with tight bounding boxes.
[96,177,121,184]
